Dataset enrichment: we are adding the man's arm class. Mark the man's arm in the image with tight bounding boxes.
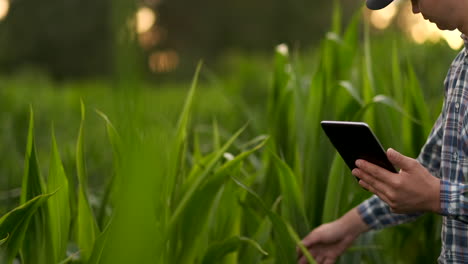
[297,207,369,264]
[357,194,424,230]
[353,148,441,214]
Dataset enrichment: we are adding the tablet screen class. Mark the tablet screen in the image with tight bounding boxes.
[321,121,397,175]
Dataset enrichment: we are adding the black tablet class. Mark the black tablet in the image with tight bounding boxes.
[321,121,397,181]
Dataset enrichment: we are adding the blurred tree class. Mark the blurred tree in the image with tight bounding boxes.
[0,0,111,79]
[0,0,360,80]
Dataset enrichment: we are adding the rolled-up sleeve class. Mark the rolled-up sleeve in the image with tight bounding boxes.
[357,195,422,230]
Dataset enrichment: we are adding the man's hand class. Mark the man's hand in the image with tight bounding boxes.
[297,208,368,264]
[352,148,441,214]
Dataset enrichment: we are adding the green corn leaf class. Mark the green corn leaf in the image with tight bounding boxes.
[213,136,268,178]
[20,107,45,204]
[322,154,346,223]
[391,41,404,102]
[239,197,281,263]
[231,176,314,264]
[57,251,80,264]
[0,233,8,246]
[213,118,221,151]
[169,124,247,227]
[0,193,53,264]
[271,153,309,236]
[238,213,272,263]
[353,95,420,124]
[88,221,111,264]
[20,107,53,264]
[339,81,364,106]
[170,133,266,263]
[95,109,122,163]
[47,127,71,263]
[192,130,203,162]
[169,62,203,211]
[201,236,268,264]
[75,100,99,261]
[174,61,202,174]
[285,221,317,264]
[95,109,122,228]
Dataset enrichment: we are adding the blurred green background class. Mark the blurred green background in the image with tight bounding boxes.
[0,0,463,263]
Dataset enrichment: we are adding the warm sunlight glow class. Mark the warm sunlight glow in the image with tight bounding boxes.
[136,7,156,34]
[441,30,464,50]
[369,3,397,30]
[276,44,289,56]
[149,50,179,73]
[382,1,463,50]
[0,0,10,21]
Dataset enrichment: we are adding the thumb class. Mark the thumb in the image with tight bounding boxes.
[387,148,414,171]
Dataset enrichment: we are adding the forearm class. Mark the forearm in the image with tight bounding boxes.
[337,207,370,237]
[357,195,424,230]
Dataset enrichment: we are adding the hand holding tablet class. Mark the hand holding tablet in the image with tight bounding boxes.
[321,121,397,182]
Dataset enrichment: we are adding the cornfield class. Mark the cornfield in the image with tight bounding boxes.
[0,6,456,264]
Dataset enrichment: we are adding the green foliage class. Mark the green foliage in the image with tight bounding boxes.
[0,6,453,264]
[47,128,71,263]
[20,109,54,264]
[75,101,100,261]
[0,193,53,264]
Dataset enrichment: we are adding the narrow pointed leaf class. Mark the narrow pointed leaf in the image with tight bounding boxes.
[47,128,71,262]
[75,101,99,261]
[201,236,268,264]
[170,124,247,226]
[0,233,8,246]
[271,154,309,236]
[0,193,54,264]
[20,107,45,204]
[231,176,313,263]
[322,154,346,223]
[95,109,122,227]
[20,107,52,264]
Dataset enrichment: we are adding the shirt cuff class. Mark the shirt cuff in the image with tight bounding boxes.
[357,196,386,230]
[440,179,468,217]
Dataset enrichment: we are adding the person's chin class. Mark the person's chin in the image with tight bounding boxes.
[436,23,456,31]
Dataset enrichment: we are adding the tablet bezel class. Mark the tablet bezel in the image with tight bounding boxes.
[320,121,398,181]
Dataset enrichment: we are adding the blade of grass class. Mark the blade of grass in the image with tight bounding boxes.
[95,109,122,228]
[47,127,71,263]
[321,154,346,223]
[271,153,309,236]
[231,176,314,264]
[20,107,45,204]
[75,100,99,261]
[20,107,52,264]
[169,124,247,226]
[0,193,54,264]
[201,236,268,264]
[0,234,8,246]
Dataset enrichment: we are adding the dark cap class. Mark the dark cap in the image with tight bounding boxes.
[366,0,394,10]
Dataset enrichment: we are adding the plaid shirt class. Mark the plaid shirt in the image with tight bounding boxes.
[358,34,468,263]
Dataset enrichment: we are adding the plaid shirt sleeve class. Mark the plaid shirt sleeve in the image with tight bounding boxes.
[356,113,444,229]
[357,195,423,230]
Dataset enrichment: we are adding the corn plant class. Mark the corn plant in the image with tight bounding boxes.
[0,4,449,264]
